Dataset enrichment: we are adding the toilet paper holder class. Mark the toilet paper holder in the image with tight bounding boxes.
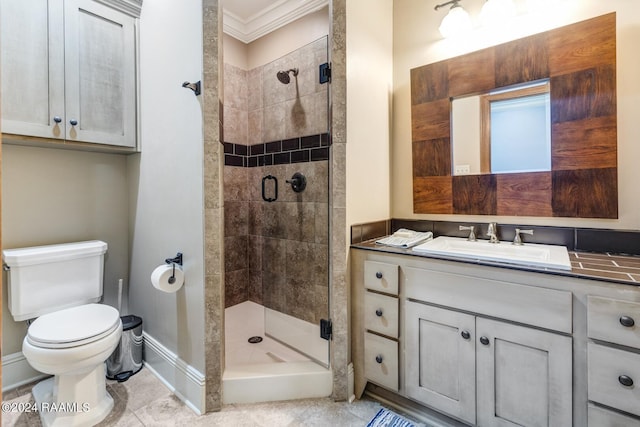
[165,253,183,266]
[164,253,183,285]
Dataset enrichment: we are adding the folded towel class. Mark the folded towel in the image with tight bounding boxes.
[376,229,433,248]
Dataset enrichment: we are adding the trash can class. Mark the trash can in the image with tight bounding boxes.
[106,315,143,382]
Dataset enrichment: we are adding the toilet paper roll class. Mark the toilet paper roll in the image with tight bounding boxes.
[150,264,184,293]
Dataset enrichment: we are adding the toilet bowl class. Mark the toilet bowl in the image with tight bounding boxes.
[22,303,122,427]
[3,240,119,426]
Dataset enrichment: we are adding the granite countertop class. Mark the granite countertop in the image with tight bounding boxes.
[352,239,640,286]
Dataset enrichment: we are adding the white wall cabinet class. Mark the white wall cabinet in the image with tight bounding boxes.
[1,0,138,149]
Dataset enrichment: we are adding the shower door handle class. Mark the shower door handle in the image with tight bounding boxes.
[262,175,278,202]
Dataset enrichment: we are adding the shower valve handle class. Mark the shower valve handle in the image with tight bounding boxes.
[286,172,307,193]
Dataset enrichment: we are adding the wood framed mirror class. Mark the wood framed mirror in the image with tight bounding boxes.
[411,13,617,218]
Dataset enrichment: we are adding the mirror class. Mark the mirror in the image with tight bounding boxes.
[452,80,551,175]
[410,13,617,218]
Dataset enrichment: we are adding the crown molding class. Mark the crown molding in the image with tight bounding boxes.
[223,0,329,44]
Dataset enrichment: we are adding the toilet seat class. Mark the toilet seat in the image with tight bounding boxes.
[27,303,121,349]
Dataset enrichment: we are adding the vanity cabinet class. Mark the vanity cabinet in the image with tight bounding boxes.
[587,296,640,424]
[1,0,139,149]
[405,302,476,424]
[352,248,640,426]
[363,260,400,392]
[404,268,573,426]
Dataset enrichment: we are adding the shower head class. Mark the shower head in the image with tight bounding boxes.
[276,68,299,84]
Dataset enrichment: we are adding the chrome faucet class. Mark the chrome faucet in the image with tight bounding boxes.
[513,228,534,245]
[487,222,499,243]
[459,225,476,241]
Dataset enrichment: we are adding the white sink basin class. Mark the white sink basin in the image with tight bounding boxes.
[412,236,572,271]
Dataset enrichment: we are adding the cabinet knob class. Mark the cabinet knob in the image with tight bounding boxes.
[479,336,490,346]
[620,316,635,327]
[69,119,78,126]
[53,116,62,124]
[619,375,634,387]
[375,355,383,364]
[375,309,383,317]
[375,272,383,279]
[461,330,471,340]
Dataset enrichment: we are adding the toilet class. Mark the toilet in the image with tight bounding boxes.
[3,240,122,427]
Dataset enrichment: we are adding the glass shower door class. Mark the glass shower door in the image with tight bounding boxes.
[256,36,330,367]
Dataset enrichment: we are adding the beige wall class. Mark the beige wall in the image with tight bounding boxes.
[246,7,329,70]
[223,34,248,70]
[392,0,640,229]
[346,0,393,228]
[128,0,205,376]
[1,145,129,355]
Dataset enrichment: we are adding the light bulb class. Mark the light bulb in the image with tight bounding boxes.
[480,0,516,27]
[439,5,473,38]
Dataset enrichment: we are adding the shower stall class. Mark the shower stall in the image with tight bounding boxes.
[222,36,332,403]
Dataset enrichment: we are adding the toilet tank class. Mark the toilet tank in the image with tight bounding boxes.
[2,241,108,321]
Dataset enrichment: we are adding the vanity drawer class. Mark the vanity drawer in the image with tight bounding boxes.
[364,292,398,338]
[404,267,573,333]
[588,404,640,427]
[588,342,640,417]
[364,332,398,391]
[364,261,399,295]
[588,296,640,349]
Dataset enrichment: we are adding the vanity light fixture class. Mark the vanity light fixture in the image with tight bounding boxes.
[434,0,473,38]
[480,0,516,27]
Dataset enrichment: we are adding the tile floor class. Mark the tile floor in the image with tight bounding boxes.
[2,368,416,426]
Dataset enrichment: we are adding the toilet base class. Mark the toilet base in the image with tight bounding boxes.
[32,364,114,427]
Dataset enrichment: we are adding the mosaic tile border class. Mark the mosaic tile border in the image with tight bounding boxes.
[224,133,331,167]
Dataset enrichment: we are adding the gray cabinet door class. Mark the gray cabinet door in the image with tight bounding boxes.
[476,318,572,427]
[1,0,65,139]
[64,0,136,147]
[405,301,476,425]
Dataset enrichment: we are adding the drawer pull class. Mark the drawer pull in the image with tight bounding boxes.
[53,116,62,124]
[375,272,383,279]
[620,316,635,327]
[375,355,383,364]
[479,336,490,346]
[619,375,634,387]
[375,309,383,317]
[461,330,471,340]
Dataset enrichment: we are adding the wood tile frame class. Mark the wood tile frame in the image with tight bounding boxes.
[411,13,617,218]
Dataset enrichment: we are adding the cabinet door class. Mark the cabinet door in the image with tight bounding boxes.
[476,318,572,427]
[405,301,476,425]
[64,0,136,147]
[1,0,65,139]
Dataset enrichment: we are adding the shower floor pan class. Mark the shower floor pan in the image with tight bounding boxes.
[223,301,332,404]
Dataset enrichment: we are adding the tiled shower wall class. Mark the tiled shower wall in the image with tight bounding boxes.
[223,37,330,325]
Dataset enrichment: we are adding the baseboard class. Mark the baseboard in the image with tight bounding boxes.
[1,352,48,393]
[142,332,206,415]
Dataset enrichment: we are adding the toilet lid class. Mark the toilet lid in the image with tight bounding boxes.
[27,304,121,349]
